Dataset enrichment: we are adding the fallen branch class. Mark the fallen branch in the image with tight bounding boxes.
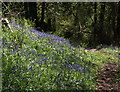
[1,18,13,32]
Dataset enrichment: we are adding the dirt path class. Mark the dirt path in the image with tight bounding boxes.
[78,47,120,90]
[95,62,120,91]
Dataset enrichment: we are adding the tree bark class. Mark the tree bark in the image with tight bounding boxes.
[93,2,97,43]
[98,3,106,44]
[114,2,120,45]
[29,3,38,22]
[41,2,45,23]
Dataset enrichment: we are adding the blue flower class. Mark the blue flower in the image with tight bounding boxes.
[18,52,22,56]
[67,64,72,68]
[72,64,83,71]
[2,52,5,56]
[76,80,80,82]
[28,65,33,70]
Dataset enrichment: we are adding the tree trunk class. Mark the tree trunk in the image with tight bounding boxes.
[29,3,38,23]
[24,2,29,19]
[24,2,38,28]
[52,17,56,32]
[41,2,45,23]
[110,3,116,45]
[114,2,120,45]
[93,2,97,44]
[39,2,48,32]
[98,3,106,44]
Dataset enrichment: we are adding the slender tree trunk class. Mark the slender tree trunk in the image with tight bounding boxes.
[52,3,58,32]
[98,2,106,44]
[47,18,52,31]
[93,2,97,45]
[52,17,56,32]
[24,2,38,28]
[29,3,38,22]
[39,2,48,32]
[110,3,116,45]
[24,2,29,19]
[41,2,45,23]
[114,2,120,45]
[46,3,53,32]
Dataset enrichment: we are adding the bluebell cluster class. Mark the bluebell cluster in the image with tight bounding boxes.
[2,21,93,90]
[9,21,70,45]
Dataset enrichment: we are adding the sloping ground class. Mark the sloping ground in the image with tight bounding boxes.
[96,62,120,91]
[2,20,119,90]
[2,21,98,90]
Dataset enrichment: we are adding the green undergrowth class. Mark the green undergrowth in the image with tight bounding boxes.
[77,47,118,68]
[1,21,118,91]
[116,66,120,83]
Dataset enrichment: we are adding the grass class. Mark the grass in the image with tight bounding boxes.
[1,20,119,91]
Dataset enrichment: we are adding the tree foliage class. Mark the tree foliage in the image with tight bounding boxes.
[2,2,120,47]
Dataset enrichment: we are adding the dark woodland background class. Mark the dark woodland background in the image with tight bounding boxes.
[2,2,120,48]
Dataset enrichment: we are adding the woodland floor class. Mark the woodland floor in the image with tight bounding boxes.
[78,48,120,91]
[95,60,120,91]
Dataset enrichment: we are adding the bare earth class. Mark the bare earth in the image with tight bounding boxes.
[95,62,120,91]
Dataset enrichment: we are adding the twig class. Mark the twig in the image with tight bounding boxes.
[1,18,13,32]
